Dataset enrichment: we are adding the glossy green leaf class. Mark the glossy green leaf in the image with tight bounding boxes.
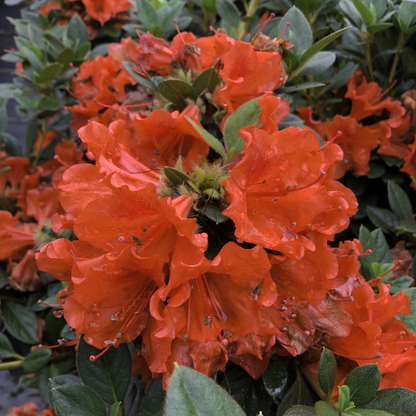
[276,372,314,416]
[389,275,413,295]
[351,0,375,26]
[339,385,351,411]
[399,220,416,233]
[137,0,160,30]
[367,22,393,34]
[23,348,51,373]
[344,364,381,404]
[23,46,44,73]
[358,225,377,279]
[49,374,83,406]
[388,181,413,220]
[141,379,165,416]
[284,406,316,416]
[367,206,400,231]
[110,402,121,416]
[283,48,300,73]
[3,302,37,344]
[320,0,341,14]
[357,387,416,414]
[39,97,65,111]
[279,7,313,54]
[371,228,391,265]
[52,384,107,416]
[26,117,40,155]
[56,47,75,68]
[345,410,395,415]
[77,336,132,404]
[399,1,416,28]
[39,63,63,84]
[318,348,337,398]
[67,14,89,47]
[279,114,305,129]
[123,62,159,92]
[89,44,109,59]
[200,203,229,224]
[262,356,290,398]
[158,79,195,108]
[224,97,261,154]
[186,117,226,159]
[315,401,339,416]
[193,67,221,98]
[300,27,350,64]
[297,51,336,76]
[217,0,240,28]
[166,364,245,416]
[278,82,325,93]
[164,167,190,186]
[0,332,18,359]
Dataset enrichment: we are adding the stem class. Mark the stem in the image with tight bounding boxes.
[362,32,374,81]
[0,360,24,371]
[237,0,261,40]
[388,34,405,84]
[301,91,327,121]
[298,362,337,405]
[32,118,48,167]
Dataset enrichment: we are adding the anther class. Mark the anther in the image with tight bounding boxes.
[53,155,70,168]
[378,260,403,278]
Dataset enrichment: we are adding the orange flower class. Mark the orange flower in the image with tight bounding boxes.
[77,0,131,25]
[8,249,43,292]
[39,1,61,16]
[131,104,209,171]
[0,211,36,261]
[7,401,39,416]
[213,41,283,114]
[222,125,357,258]
[0,157,31,191]
[401,138,416,188]
[297,108,380,179]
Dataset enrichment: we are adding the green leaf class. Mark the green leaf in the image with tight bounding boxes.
[39,63,63,85]
[158,79,195,108]
[52,384,107,416]
[367,22,393,34]
[396,287,416,333]
[3,302,38,344]
[49,375,83,406]
[186,117,226,159]
[398,220,416,233]
[388,181,413,220]
[371,228,391,264]
[137,0,160,31]
[283,48,300,73]
[164,167,190,186]
[297,51,336,76]
[279,7,313,54]
[56,47,75,68]
[28,24,45,51]
[344,364,381,404]
[141,379,165,416]
[276,371,313,416]
[193,67,221,98]
[279,114,305,129]
[345,410,395,415]
[358,225,377,279]
[278,82,325,93]
[300,27,350,64]
[315,401,339,416]
[200,203,229,224]
[338,385,351,411]
[320,0,341,14]
[89,44,109,59]
[23,46,44,73]
[220,366,273,415]
[284,406,316,415]
[122,61,159,92]
[0,332,18,359]
[399,1,416,28]
[262,356,290,398]
[75,42,91,60]
[26,117,40,155]
[322,62,358,93]
[389,275,413,295]
[357,387,416,415]
[67,15,89,47]
[217,0,240,28]
[351,0,375,26]
[0,106,7,133]
[39,97,65,111]
[23,348,51,373]
[110,402,121,416]
[367,206,400,231]
[77,336,132,405]
[318,348,337,398]
[166,364,245,416]
[224,97,261,154]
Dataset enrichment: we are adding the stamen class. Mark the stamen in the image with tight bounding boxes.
[316,131,342,152]
[209,26,218,34]
[134,26,141,39]
[66,87,78,98]
[90,346,111,362]
[174,20,185,44]
[38,339,78,349]
[37,299,59,308]
[69,63,79,76]
[376,80,397,103]
[277,22,290,40]
[378,260,403,278]
[335,248,372,258]
[53,155,70,168]
[252,13,275,45]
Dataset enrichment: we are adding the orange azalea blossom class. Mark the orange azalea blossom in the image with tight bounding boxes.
[131,104,209,171]
[39,1,61,16]
[68,0,131,25]
[297,108,379,179]
[68,54,140,130]
[0,211,36,261]
[213,41,283,114]
[401,138,416,188]
[8,249,43,292]
[6,402,55,416]
[0,156,31,191]
[222,125,357,258]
